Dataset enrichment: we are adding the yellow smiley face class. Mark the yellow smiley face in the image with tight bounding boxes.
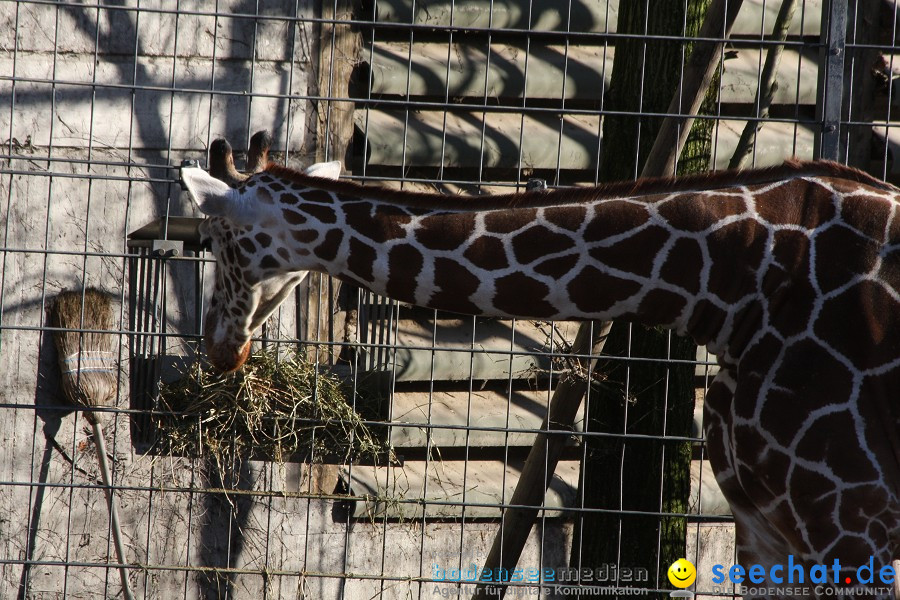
[668,558,697,588]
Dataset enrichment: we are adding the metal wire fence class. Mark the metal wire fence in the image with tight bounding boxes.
[1,0,898,598]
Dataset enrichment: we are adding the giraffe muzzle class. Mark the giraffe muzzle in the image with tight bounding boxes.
[206,339,251,373]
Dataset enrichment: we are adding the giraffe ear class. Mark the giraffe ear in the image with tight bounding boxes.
[303,161,342,180]
[181,166,246,220]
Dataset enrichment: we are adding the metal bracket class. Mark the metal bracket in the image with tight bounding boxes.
[526,178,548,191]
[151,239,183,258]
[816,0,847,160]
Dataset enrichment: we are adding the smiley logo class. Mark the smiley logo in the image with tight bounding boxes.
[667,558,697,588]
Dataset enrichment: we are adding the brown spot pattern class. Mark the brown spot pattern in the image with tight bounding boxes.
[660,238,704,295]
[463,236,509,270]
[484,208,537,234]
[757,179,836,227]
[255,232,272,247]
[314,229,343,262]
[416,213,475,251]
[260,255,280,270]
[283,209,308,225]
[814,225,880,294]
[512,225,575,265]
[533,254,579,277]
[431,257,481,314]
[291,229,318,244]
[588,225,669,280]
[583,201,649,242]
[566,266,641,315]
[815,281,900,369]
[685,299,729,346]
[298,203,338,224]
[343,201,409,243]
[771,229,810,275]
[494,272,556,317]
[543,205,587,231]
[347,237,377,283]
[656,193,746,232]
[728,299,763,358]
[840,194,890,237]
[238,237,256,255]
[637,289,686,325]
[707,220,769,304]
[385,244,424,300]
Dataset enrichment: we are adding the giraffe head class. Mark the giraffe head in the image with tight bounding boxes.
[181,160,342,371]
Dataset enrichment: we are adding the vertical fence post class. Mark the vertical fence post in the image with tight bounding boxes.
[816,0,848,161]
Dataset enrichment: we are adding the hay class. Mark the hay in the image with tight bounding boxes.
[49,288,118,418]
[157,348,389,466]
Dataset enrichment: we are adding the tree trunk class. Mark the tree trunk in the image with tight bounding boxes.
[572,0,714,595]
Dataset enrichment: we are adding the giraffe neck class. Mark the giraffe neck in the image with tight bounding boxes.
[278,176,802,362]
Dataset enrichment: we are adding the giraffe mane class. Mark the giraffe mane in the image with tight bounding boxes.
[260,160,897,210]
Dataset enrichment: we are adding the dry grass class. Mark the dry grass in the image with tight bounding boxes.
[157,348,389,467]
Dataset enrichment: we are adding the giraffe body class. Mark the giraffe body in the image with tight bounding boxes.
[183,160,900,598]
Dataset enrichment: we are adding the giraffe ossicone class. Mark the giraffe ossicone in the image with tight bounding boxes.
[183,157,900,599]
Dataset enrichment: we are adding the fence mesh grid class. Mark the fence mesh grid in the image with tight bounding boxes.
[1,0,898,598]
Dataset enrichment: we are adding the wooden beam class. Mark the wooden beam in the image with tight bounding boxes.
[316,0,359,164]
[309,0,360,362]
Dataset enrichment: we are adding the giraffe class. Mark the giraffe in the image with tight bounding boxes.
[181,158,900,598]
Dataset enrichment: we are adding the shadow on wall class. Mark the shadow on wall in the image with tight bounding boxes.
[2,1,315,595]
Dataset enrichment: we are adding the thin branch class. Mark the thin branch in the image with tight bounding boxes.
[728,0,799,170]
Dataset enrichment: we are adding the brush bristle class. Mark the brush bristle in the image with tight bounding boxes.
[50,288,118,417]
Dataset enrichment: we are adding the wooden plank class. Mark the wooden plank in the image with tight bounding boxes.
[339,457,727,519]
[689,460,731,516]
[339,459,581,519]
[0,54,309,152]
[687,523,738,597]
[310,0,361,362]
[1,0,307,59]
[367,0,823,36]
[388,387,584,448]
[366,42,611,100]
[357,109,602,170]
[317,0,359,164]
[711,119,816,167]
[365,42,819,106]
[357,305,580,382]
[357,110,815,170]
[844,0,889,168]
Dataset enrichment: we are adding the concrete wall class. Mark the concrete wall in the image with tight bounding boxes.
[0,2,318,598]
[0,2,583,598]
